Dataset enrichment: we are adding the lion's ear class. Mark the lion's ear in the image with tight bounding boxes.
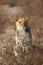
[14,17,19,22]
[26,17,30,20]
[24,17,30,21]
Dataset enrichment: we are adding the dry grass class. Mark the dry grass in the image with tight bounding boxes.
[0,0,43,65]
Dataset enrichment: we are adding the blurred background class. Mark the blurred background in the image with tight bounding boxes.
[0,0,43,16]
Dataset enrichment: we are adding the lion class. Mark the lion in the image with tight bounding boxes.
[14,17,32,64]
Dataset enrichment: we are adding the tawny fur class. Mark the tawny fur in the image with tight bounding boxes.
[14,17,32,64]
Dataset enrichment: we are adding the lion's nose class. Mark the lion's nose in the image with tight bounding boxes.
[24,21,30,33]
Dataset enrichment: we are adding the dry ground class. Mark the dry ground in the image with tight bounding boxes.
[0,0,43,65]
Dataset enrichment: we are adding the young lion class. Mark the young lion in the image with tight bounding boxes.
[14,17,32,64]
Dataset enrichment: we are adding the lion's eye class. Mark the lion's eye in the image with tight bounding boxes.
[19,21,21,23]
